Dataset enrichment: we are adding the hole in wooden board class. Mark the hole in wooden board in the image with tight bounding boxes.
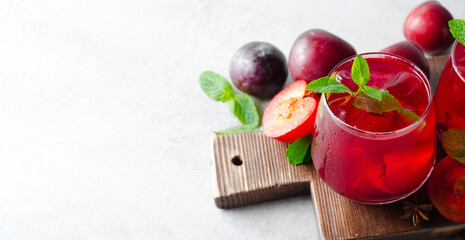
[231,156,243,166]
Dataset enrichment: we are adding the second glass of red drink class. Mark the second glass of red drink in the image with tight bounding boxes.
[434,40,465,136]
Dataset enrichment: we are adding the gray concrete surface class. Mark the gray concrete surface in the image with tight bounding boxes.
[0,0,464,239]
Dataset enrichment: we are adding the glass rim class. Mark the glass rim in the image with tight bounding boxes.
[451,40,465,84]
[321,52,433,140]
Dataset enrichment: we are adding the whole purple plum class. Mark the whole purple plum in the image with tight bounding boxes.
[229,42,288,98]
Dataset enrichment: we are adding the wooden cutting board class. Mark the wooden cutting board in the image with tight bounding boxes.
[211,55,465,239]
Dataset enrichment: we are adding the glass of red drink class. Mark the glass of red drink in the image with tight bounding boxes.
[311,53,436,204]
[434,40,465,136]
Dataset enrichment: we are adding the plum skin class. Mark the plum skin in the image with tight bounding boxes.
[288,29,356,83]
[229,42,288,98]
[428,156,465,223]
[381,41,430,77]
[403,1,454,55]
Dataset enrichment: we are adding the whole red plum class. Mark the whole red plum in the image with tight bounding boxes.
[403,1,454,55]
[381,41,430,77]
[288,29,356,83]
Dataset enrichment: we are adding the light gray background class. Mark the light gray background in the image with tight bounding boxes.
[0,0,464,239]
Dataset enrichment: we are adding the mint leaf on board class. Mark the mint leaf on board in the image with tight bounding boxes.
[285,135,312,165]
[215,124,260,135]
[229,94,260,127]
[199,71,235,102]
[352,90,403,114]
[360,85,382,101]
[351,55,370,86]
[305,76,352,93]
[441,128,465,164]
[449,19,465,46]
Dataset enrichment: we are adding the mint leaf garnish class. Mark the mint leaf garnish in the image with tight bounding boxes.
[285,135,312,165]
[200,71,261,134]
[306,55,423,121]
[351,55,370,86]
[449,19,465,46]
[199,71,235,102]
[397,108,425,130]
[305,76,352,93]
[229,94,260,127]
[215,124,259,135]
[397,109,420,123]
[442,128,465,164]
[305,55,411,116]
[352,90,402,113]
[360,85,382,101]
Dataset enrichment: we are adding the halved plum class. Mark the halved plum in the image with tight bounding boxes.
[263,80,319,142]
[428,156,465,223]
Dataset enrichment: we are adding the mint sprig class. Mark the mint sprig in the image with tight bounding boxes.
[352,90,402,113]
[215,124,259,135]
[449,19,465,46]
[442,128,465,165]
[305,76,353,94]
[306,54,388,102]
[199,71,260,134]
[351,55,370,86]
[306,54,420,120]
[285,135,312,165]
[359,85,382,101]
[229,94,260,127]
[352,55,383,100]
[199,71,235,102]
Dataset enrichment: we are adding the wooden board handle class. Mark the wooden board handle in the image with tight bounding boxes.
[211,132,313,209]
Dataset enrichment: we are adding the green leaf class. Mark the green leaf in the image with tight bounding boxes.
[449,19,465,46]
[215,124,260,135]
[199,71,235,102]
[397,109,420,124]
[305,76,352,93]
[285,135,312,165]
[351,55,370,86]
[360,85,382,101]
[352,89,403,114]
[441,128,465,164]
[397,108,425,130]
[229,94,260,127]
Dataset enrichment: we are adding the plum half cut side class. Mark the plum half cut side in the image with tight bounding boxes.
[263,80,319,142]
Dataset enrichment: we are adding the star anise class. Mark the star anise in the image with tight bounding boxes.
[400,197,433,227]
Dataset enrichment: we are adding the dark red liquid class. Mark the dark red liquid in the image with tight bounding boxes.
[434,42,465,136]
[312,54,436,204]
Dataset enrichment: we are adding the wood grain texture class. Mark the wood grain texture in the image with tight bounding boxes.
[428,55,448,93]
[211,55,465,238]
[212,132,465,238]
[310,162,465,239]
[211,132,312,209]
